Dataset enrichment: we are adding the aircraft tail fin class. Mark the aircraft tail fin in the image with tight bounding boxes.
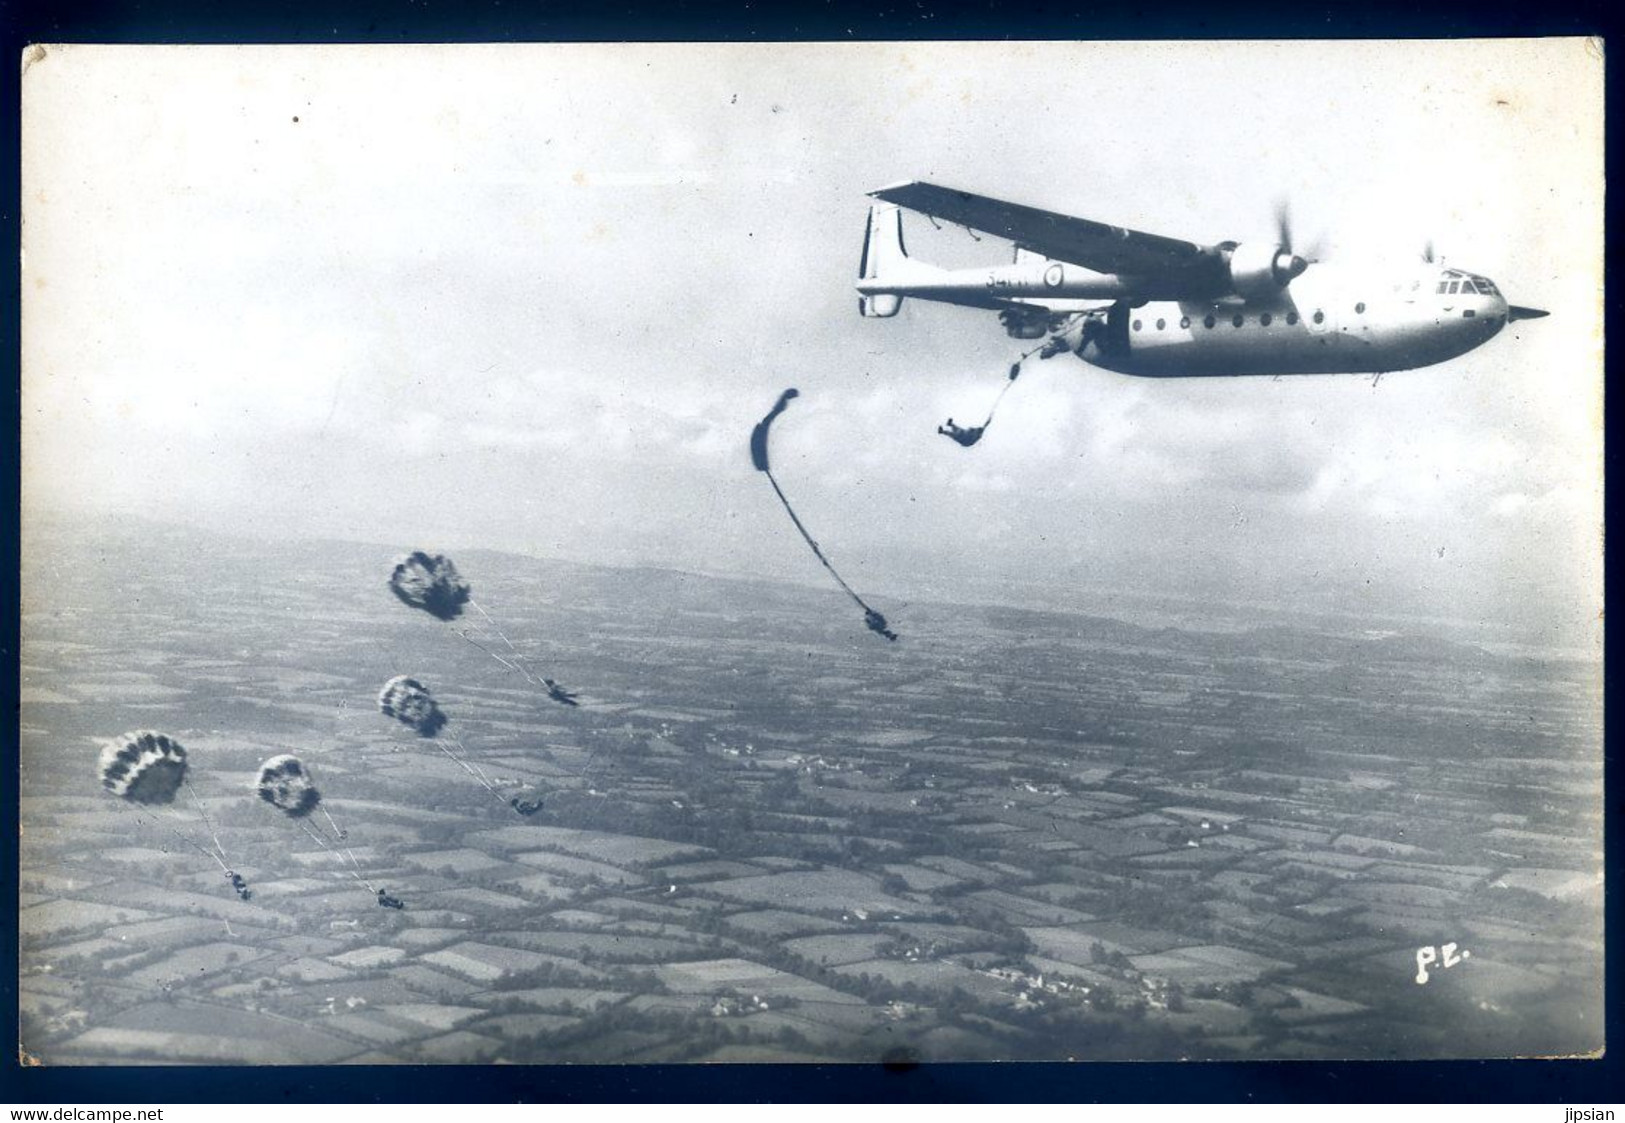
[857,204,907,318]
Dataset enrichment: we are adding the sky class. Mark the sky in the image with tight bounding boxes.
[20,40,1605,651]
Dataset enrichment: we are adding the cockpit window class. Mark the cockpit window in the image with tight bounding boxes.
[1447,281,1460,294]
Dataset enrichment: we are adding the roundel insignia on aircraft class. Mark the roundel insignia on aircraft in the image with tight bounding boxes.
[1044,262,1064,289]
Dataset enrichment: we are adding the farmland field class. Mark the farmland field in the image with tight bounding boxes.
[17,513,1604,1063]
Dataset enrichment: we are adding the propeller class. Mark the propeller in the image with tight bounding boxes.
[1274,199,1326,264]
[1274,199,1295,258]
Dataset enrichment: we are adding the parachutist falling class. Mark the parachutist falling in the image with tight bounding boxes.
[864,608,899,642]
[938,358,1030,449]
[544,679,579,707]
[376,888,406,910]
[936,419,985,448]
[751,387,900,643]
[510,796,544,817]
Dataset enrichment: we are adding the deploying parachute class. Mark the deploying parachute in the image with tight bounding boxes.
[253,753,386,905]
[375,675,538,816]
[98,731,250,900]
[937,316,1088,447]
[387,551,578,707]
[937,360,1026,448]
[388,552,470,621]
[750,388,898,642]
[377,676,447,737]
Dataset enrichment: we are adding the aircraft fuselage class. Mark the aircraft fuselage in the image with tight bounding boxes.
[1076,263,1512,377]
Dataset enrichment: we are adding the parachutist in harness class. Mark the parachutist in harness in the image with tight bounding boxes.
[226,870,251,900]
[864,609,899,642]
[544,679,579,707]
[936,312,1104,449]
[511,796,544,816]
[936,419,986,448]
[377,888,406,910]
[937,354,1028,449]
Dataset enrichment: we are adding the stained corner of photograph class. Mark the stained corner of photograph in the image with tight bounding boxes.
[18,39,1604,1066]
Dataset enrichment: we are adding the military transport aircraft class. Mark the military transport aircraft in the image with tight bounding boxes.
[857,181,1548,378]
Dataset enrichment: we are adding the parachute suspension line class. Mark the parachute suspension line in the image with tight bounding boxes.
[181,778,231,867]
[469,599,533,679]
[939,344,1050,449]
[577,737,613,791]
[319,803,349,843]
[445,728,498,790]
[314,803,368,876]
[764,470,857,601]
[468,598,579,706]
[293,817,377,894]
[455,627,534,681]
[434,728,514,812]
[981,372,1019,424]
[762,468,886,622]
[121,802,229,875]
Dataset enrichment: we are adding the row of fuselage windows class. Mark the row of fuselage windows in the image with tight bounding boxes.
[1131,304,1366,332]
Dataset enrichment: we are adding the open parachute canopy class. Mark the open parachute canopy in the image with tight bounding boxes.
[99,731,188,805]
[378,675,447,737]
[388,551,471,622]
[256,754,321,818]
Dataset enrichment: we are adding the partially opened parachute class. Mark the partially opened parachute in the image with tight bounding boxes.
[749,387,898,642]
[750,388,799,472]
[256,754,321,818]
[388,551,471,621]
[99,731,188,805]
[378,675,447,737]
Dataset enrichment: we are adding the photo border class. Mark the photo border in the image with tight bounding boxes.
[4,0,1618,1104]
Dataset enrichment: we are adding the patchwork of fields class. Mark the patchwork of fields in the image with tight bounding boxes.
[18,516,1604,1063]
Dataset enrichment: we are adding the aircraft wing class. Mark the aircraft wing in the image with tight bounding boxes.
[869,181,1216,284]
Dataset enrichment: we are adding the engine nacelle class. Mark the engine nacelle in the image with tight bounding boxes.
[1224,240,1307,297]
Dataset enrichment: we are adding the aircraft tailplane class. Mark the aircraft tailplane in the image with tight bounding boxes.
[858,204,908,318]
